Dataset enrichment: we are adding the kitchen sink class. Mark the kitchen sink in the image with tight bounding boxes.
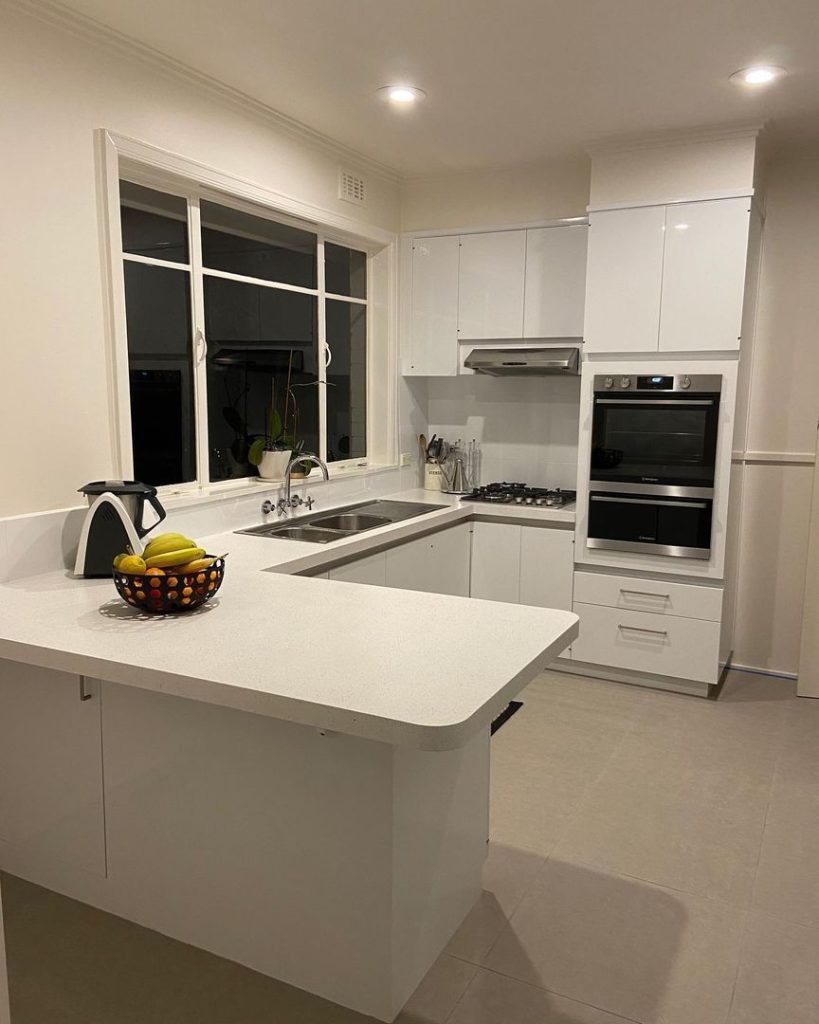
[311,513,391,532]
[235,499,446,543]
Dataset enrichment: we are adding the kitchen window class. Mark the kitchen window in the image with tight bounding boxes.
[116,178,373,490]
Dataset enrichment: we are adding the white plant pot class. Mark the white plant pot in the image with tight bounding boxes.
[257,450,291,481]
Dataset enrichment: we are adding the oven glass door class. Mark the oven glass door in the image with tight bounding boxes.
[591,394,720,488]
[588,491,713,559]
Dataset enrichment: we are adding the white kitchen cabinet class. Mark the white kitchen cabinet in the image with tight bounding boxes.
[469,522,521,603]
[0,660,105,875]
[385,524,471,596]
[519,527,574,611]
[329,551,387,586]
[458,231,526,340]
[659,198,751,352]
[523,225,588,338]
[407,235,460,375]
[584,205,666,353]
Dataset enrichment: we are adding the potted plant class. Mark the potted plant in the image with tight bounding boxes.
[248,406,293,481]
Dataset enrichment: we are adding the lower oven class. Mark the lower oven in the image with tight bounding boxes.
[587,486,713,559]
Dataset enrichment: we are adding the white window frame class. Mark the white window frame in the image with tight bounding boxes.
[98,129,398,499]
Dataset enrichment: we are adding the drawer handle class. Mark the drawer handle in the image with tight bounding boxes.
[618,624,669,638]
[620,588,670,599]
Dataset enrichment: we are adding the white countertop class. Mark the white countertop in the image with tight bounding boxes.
[0,488,577,750]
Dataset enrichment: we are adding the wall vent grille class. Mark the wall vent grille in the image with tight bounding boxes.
[339,169,366,206]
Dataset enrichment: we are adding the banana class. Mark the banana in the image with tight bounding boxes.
[174,557,215,574]
[144,546,205,569]
[143,533,196,560]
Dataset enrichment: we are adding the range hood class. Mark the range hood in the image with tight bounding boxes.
[464,346,580,377]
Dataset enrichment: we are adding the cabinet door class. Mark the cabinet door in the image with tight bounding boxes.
[469,522,521,603]
[519,527,574,611]
[328,551,387,586]
[385,524,471,596]
[659,198,751,352]
[0,661,105,875]
[583,206,665,352]
[523,225,588,338]
[408,235,459,375]
[458,231,526,339]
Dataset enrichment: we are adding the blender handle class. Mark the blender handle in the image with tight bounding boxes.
[135,491,167,539]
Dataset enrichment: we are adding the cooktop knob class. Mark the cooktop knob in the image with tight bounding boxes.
[680,375,692,389]
[620,376,632,389]
[515,496,524,504]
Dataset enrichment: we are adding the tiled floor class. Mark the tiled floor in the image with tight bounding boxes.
[3,669,818,1024]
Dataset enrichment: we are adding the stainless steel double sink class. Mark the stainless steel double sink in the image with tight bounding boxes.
[235,499,446,544]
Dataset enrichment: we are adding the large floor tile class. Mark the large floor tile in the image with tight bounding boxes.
[752,762,819,927]
[397,955,477,1024]
[485,859,746,1024]
[445,843,545,963]
[728,912,819,1024]
[554,736,772,904]
[449,969,634,1023]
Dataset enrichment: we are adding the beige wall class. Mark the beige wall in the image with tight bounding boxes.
[400,157,590,232]
[0,5,400,517]
[731,145,819,675]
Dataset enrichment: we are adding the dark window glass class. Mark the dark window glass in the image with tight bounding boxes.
[200,201,317,288]
[120,182,188,264]
[325,242,367,299]
[123,262,196,486]
[203,276,319,480]
[326,299,367,463]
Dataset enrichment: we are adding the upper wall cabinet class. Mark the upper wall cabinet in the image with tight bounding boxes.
[584,197,751,354]
[407,235,460,376]
[523,225,588,338]
[403,223,588,375]
[458,231,526,340]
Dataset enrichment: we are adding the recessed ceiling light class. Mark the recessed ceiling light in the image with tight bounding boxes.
[730,65,787,86]
[377,85,426,105]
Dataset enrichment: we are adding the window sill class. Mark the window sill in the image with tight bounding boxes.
[157,463,402,512]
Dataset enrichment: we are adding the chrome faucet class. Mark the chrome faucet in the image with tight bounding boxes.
[276,454,329,516]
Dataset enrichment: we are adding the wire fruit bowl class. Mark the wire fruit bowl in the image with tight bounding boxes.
[113,556,226,614]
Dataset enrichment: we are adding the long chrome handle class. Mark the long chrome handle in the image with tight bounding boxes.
[618,624,669,638]
[620,588,670,599]
[590,495,707,509]
[594,399,715,406]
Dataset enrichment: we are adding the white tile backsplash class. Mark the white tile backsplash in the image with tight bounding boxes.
[427,375,580,488]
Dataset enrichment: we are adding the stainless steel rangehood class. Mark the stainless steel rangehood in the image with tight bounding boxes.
[464,347,579,376]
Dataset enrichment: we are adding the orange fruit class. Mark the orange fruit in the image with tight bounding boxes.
[145,567,165,577]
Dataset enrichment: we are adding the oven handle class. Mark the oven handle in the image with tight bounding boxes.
[594,398,715,406]
[590,495,708,509]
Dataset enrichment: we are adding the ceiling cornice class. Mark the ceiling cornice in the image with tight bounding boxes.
[3,0,402,184]
[585,122,765,157]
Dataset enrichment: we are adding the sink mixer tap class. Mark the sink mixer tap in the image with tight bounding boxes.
[267,454,329,516]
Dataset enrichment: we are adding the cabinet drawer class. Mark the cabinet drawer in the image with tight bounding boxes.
[574,571,722,622]
[572,602,720,683]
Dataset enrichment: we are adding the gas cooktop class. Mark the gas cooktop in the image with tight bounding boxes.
[461,483,577,508]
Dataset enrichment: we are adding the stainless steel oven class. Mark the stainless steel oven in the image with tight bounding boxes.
[587,373,721,559]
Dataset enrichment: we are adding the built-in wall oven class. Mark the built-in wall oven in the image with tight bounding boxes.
[587,373,722,559]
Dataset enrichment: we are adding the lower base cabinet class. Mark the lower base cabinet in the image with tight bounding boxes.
[0,660,105,875]
[470,521,574,612]
[329,552,387,586]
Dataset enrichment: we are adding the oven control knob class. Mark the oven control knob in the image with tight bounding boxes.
[620,376,632,389]
[603,376,614,389]
[680,375,691,389]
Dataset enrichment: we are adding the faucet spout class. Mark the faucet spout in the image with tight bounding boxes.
[283,454,329,507]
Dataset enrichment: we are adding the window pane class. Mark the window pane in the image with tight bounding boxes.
[325,242,367,299]
[123,262,196,486]
[203,276,319,480]
[326,299,367,463]
[120,181,189,264]
[201,201,317,288]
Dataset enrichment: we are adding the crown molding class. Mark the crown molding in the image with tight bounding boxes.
[4,0,401,184]
[586,122,765,157]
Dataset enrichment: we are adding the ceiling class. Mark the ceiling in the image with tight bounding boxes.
[58,0,819,176]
